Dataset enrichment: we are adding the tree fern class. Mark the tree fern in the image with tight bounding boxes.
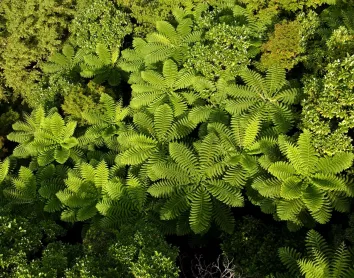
[274,230,354,278]
[8,108,82,166]
[124,17,201,66]
[147,134,244,234]
[116,103,195,173]
[130,59,198,115]
[221,66,300,133]
[42,44,84,77]
[80,93,130,150]
[80,44,122,86]
[252,130,354,226]
[56,161,145,225]
[208,116,278,187]
[3,166,37,204]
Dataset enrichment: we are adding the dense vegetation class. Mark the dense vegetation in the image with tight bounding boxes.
[0,0,354,277]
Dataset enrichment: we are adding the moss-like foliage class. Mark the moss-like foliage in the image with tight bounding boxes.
[0,0,75,106]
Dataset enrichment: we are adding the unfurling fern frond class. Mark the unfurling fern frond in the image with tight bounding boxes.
[253,130,354,226]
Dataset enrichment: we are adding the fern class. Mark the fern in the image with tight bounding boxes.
[275,230,354,278]
[117,103,195,172]
[147,134,244,234]
[130,59,197,115]
[3,166,37,204]
[221,66,300,133]
[253,130,354,226]
[80,44,122,86]
[123,17,201,66]
[80,93,130,150]
[42,44,84,76]
[56,161,145,225]
[8,108,82,166]
[208,116,278,187]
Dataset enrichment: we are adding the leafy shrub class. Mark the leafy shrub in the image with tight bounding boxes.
[221,216,305,277]
[68,0,132,52]
[261,19,304,70]
[66,220,180,278]
[0,0,75,106]
[0,209,71,278]
[301,54,354,155]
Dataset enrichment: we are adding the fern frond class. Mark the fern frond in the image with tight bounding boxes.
[189,187,212,234]
[169,142,199,176]
[315,152,354,174]
[212,199,235,234]
[278,247,302,275]
[160,193,190,220]
[206,179,244,207]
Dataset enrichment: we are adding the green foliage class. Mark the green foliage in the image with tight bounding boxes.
[80,44,122,86]
[1,0,354,276]
[61,82,112,125]
[221,66,300,133]
[0,209,71,278]
[186,21,261,80]
[0,107,19,158]
[272,229,354,278]
[81,93,129,150]
[129,59,198,114]
[0,0,75,106]
[121,17,202,68]
[261,19,304,70]
[66,220,179,278]
[68,0,132,52]
[0,208,179,278]
[7,107,81,166]
[252,130,354,227]
[182,3,264,81]
[221,216,305,277]
[44,43,122,87]
[116,103,195,171]
[148,136,244,234]
[56,160,146,226]
[301,54,354,155]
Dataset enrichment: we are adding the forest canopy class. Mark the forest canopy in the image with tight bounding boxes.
[0,0,354,277]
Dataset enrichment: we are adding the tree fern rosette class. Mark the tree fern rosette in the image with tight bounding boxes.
[148,134,244,234]
[80,44,121,86]
[270,230,354,278]
[80,93,130,150]
[8,108,82,166]
[222,66,300,133]
[208,115,278,188]
[56,161,146,226]
[130,59,197,115]
[2,164,66,209]
[116,103,195,170]
[121,17,201,68]
[253,130,354,227]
